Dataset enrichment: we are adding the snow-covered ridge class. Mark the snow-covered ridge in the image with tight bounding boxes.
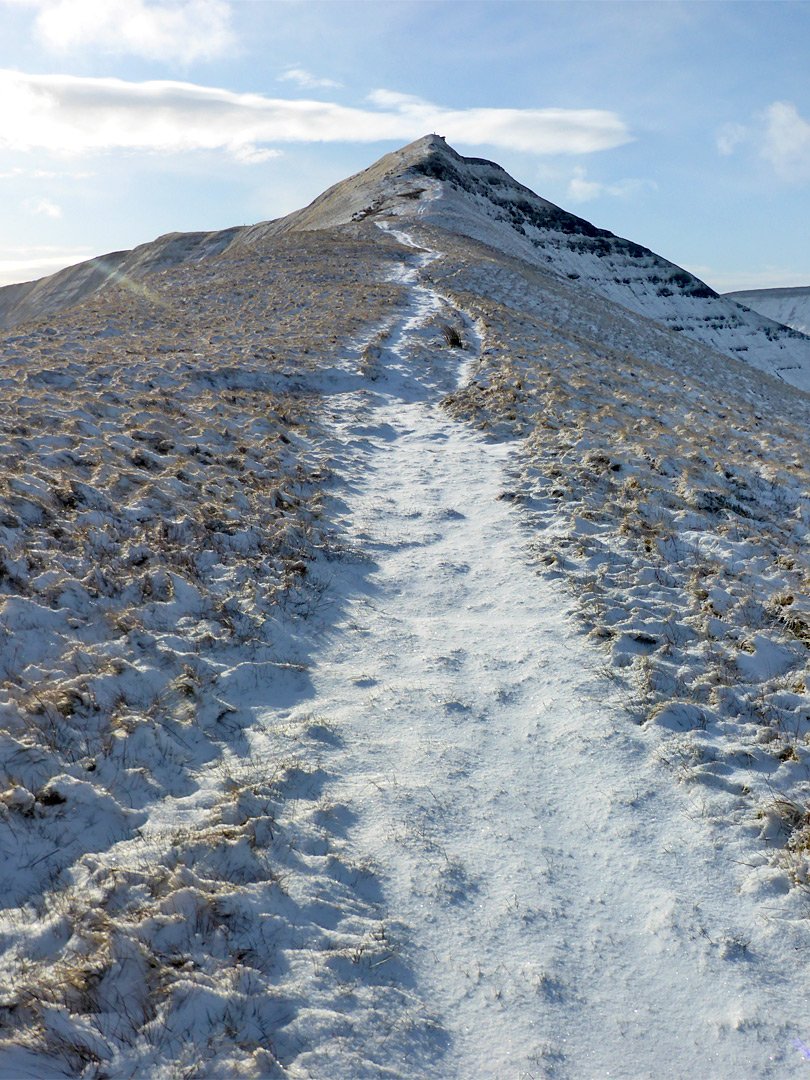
[0,227,243,332]
[254,133,810,389]
[396,138,810,389]
[5,134,810,392]
[3,160,810,1076]
[725,285,810,337]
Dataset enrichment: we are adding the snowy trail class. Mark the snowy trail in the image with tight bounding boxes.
[269,235,810,1078]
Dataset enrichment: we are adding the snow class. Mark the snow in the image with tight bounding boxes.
[5,134,810,393]
[255,134,810,392]
[284,229,810,1078]
[2,141,810,1077]
[725,286,810,338]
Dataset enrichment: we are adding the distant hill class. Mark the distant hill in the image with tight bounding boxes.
[724,285,810,336]
[0,227,241,331]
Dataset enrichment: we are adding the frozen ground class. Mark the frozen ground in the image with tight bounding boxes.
[2,200,810,1076]
[279,231,810,1078]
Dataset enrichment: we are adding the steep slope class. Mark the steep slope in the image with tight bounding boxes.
[3,135,809,390]
[726,284,810,336]
[246,134,810,388]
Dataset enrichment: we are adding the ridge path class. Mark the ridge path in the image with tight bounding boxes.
[268,231,810,1079]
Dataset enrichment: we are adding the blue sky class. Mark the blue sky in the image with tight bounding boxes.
[0,0,808,291]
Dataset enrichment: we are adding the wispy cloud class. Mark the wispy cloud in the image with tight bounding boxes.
[24,195,62,217]
[0,164,91,181]
[279,67,341,90]
[716,122,747,157]
[0,71,633,162]
[760,101,810,182]
[3,0,235,63]
[365,90,632,155]
[566,165,655,204]
[718,101,810,183]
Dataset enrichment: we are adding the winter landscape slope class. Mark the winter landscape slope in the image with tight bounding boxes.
[725,285,810,337]
[0,228,243,333]
[2,136,810,1077]
[4,135,810,388]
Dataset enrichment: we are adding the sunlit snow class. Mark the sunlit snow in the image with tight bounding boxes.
[2,136,810,1078]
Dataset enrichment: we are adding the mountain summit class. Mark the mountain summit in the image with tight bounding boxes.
[253,134,810,386]
[1,134,809,387]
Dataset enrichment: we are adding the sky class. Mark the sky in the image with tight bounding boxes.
[0,0,808,292]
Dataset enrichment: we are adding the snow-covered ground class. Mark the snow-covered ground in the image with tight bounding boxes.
[4,135,810,389]
[0,231,422,1078]
[283,231,810,1078]
[725,286,810,337]
[3,142,810,1078]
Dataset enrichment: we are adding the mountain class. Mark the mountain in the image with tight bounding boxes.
[269,133,810,387]
[724,284,810,336]
[3,134,810,389]
[3,135,810,1079]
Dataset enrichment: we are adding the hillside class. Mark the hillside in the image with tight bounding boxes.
[3,135,810,389]
[2,139,810,1078]
[0,227,242,332]
[725,285,810,337]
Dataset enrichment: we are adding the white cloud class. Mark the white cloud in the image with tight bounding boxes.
[3,0,235,63]
[716,122,747,156]
[279,68,341,90]
[231,145,283,165]
[760,101,810,182]
[367,90,428,110]
[567,172,603,203]
[24,195,62,216]
[718,102,810,184]
[0,164,90,179]
[566,166,655,204]
[365,91,632,155]
[31,167,92,178]
[0,71,632,162]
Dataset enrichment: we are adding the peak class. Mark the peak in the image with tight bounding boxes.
[407,133,452,153]
[392,133,507,178]
[245,134,542,239]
